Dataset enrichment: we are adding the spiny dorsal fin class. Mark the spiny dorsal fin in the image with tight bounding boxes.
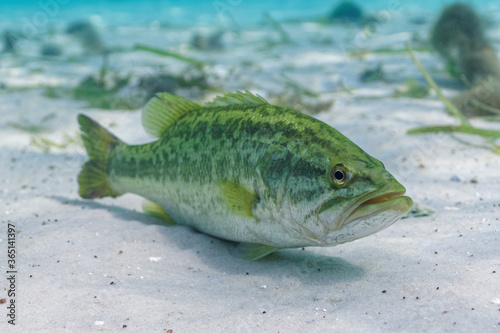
[217,180,258,219]
[142,93,201,138]
[204,91,269,108]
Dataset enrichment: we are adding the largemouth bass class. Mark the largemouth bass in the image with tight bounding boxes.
[78,91,412,260]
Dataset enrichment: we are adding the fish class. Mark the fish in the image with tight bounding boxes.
[77,91,412,260]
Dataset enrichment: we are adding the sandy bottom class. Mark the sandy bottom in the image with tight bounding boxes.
[1,14,500,332]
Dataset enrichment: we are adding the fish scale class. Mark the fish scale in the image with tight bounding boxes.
[78,91,412,260]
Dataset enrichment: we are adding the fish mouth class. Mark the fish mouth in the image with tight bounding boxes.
[340,187,413,229]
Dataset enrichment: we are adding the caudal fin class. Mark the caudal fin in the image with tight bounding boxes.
[78,114,122,199]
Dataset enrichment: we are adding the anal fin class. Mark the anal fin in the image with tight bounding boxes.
[233,243,279,261]
[142,200,177,225]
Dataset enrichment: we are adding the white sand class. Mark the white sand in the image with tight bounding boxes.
[1,14,500,332]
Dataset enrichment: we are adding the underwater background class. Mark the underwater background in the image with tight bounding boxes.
[1,1,500,332]
[2,0,500,111]
[0,0,458,27]
[2,1,500,27]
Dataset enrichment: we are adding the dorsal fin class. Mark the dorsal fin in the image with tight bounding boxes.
[204,91,269,108]
[142,93,201,137]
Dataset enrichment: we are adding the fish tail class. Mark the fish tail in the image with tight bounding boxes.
[77,114,122,199]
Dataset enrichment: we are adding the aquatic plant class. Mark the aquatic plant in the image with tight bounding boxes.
[372,46,430,54]
[281,74,318,98]
[7,113,56,133]
[73,74,132,110]
[328,1,363,24]
[406,43,500,151]
[401,203,434,219]
[42,85,70,99]
[451,79,500,117]
[359,64,384,83]
[72,54,132,109]
[431,3,486,58]
[66,20,105,55]
[268,75,333,114]
[393,78,429,99]
[30,133,81,153]
[134,44,207,67]
[3,30,20,53]
[191,30,224,50]
[348,46,431,60]
[263,13,292,45]
[430,3,500,84]
[429,3,500,118]
[269,92,334,115]
[72,43,214,109]
[132,44,215,104]
[136,73,210,105]
[40,42,63,57]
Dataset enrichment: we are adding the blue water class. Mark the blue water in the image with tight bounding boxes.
[0,0,497,29]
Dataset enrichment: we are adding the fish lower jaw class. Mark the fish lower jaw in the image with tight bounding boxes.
[341,195,413,229]
[321,208,409,246]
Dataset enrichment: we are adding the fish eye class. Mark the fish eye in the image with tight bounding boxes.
[330,164,350,186]
[334,170,345,181]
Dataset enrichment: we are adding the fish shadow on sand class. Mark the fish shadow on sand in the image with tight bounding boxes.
[231,250,366,284]
[51,195,167,226]
[51,195,365,283]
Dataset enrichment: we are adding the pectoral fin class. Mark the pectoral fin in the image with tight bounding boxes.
[142,200,177,225]
[234,243,279,261]
[217,180,258,219]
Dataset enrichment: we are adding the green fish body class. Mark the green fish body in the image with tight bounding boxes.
[78,91,412,260]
